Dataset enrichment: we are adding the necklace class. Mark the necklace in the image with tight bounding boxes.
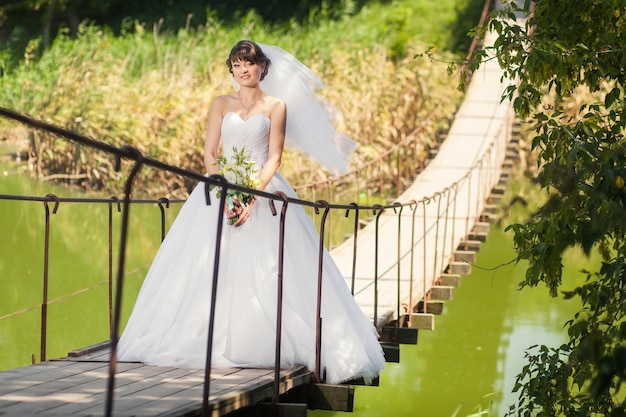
[238,91,260,117]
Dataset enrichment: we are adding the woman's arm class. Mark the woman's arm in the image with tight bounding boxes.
[257,99,287,190]
[203,96,227,175]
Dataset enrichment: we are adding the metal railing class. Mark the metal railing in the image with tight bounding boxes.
[1,103,513,417]
[0,101,512,417]
[0,2,505,415]
[0,107,413,415]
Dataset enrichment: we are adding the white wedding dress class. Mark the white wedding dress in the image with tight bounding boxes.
[118,112,385,384]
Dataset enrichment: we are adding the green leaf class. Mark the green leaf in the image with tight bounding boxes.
[605,87,621,109]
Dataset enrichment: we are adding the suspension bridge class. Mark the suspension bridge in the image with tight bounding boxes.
[0,3,521,416]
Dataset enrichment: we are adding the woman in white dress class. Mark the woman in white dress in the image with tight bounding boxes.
[117,40,385,385]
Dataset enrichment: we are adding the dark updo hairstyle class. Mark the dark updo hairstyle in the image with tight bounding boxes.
[226,40,271,81]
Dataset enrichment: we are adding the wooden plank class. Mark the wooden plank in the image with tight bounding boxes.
[7,374,108,415]
[74,366,246,416]
[426,301,445,315]
[281,383,354,412]
[0,369,22,382]
[160,367,312,417]
[45,366,199,415]
[164,369,276,417]
[381,343,400,363]
[487,194,503,204]
[438,273,461,287]
[457,239,481,252]
[379,326,418,344]
[449,261,471,276]
[67,341,110,357]
[69,349,110,361]
[430,286,454,300]
[0,362,146,415]
[257,402,308,417]
[484,204,497,214]
[0,361,106,395]
[0,359,312,417]
[454,250,476,263]
[409,313,435,330]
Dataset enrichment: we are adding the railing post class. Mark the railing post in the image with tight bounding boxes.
[40,193,59,363]
[476,159,485,224]
[422,199,429,314]
[201,176,228,417]
[432,192,443,285]
[346,203,360,296]
[314,200,331,383]
[408,200,418,325]
[440,188,451,273]
[465,171,473,243]
[326,181,333,249]
[107,196,121,339]
[373,204,384,330]
[449,183,459,261]
[392,202,403,326]
[157,197,170,242]
[106,146,145,417]
[270,191,289,406]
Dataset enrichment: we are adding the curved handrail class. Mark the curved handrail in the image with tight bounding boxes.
[0,107,511,416]
[0,1,507,413]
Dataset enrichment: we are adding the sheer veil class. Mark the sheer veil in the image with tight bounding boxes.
[256,43,357,176]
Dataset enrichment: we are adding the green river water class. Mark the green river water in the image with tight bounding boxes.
[1,163,594,417]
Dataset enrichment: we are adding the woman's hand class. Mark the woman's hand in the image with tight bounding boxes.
[225,196,255,227]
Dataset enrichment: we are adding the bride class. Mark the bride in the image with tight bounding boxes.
[117,40,385,385]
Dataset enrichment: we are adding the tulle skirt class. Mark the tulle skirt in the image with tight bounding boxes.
[118,173,385,384]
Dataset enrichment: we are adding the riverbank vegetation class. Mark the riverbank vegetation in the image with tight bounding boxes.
[481,1,626,415]
[0,0,483,198]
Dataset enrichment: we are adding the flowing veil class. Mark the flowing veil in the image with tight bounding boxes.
[257,43,357,176]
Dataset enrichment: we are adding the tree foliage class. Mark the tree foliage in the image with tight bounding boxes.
[0,0,371,72]
[476,0,626,415]
[0,0,368,38]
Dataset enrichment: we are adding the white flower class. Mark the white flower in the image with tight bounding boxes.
[224,170,238,184]
[213,146,262,225]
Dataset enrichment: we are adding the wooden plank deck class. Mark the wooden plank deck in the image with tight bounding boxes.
[0,344,313,416]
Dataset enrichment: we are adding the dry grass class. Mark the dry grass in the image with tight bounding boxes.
[1,25,463,199]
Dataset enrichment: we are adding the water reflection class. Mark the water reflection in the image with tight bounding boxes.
[2,167,592,417]
[314,222,588,417]
[498,322,566,416]
[0,169,180,369]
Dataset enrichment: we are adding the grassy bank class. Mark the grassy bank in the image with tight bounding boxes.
[0,0,483,197]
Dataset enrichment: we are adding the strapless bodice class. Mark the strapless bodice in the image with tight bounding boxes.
[221,112,270,169]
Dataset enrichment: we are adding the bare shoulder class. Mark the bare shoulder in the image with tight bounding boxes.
[264,95,285,107]
[264,95,286,115]
[212,94,236,108]
[209,94,237,116]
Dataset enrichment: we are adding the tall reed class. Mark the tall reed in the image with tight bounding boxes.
[0,5,464,198]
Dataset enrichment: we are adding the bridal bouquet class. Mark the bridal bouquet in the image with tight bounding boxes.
[214,146,261,225]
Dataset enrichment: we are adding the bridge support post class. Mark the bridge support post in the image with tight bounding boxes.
[276,383,355,413]
[381,341,400,363]
[380,325,418,345]
[439,273,461,287]
[431,285,454,300]
[458,239,482,252]
[257,402,308,417]
[409,313,435,330]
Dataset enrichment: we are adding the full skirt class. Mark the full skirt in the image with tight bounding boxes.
[118,173,385,384]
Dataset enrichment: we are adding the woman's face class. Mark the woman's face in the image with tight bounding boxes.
[231,59,263,87]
